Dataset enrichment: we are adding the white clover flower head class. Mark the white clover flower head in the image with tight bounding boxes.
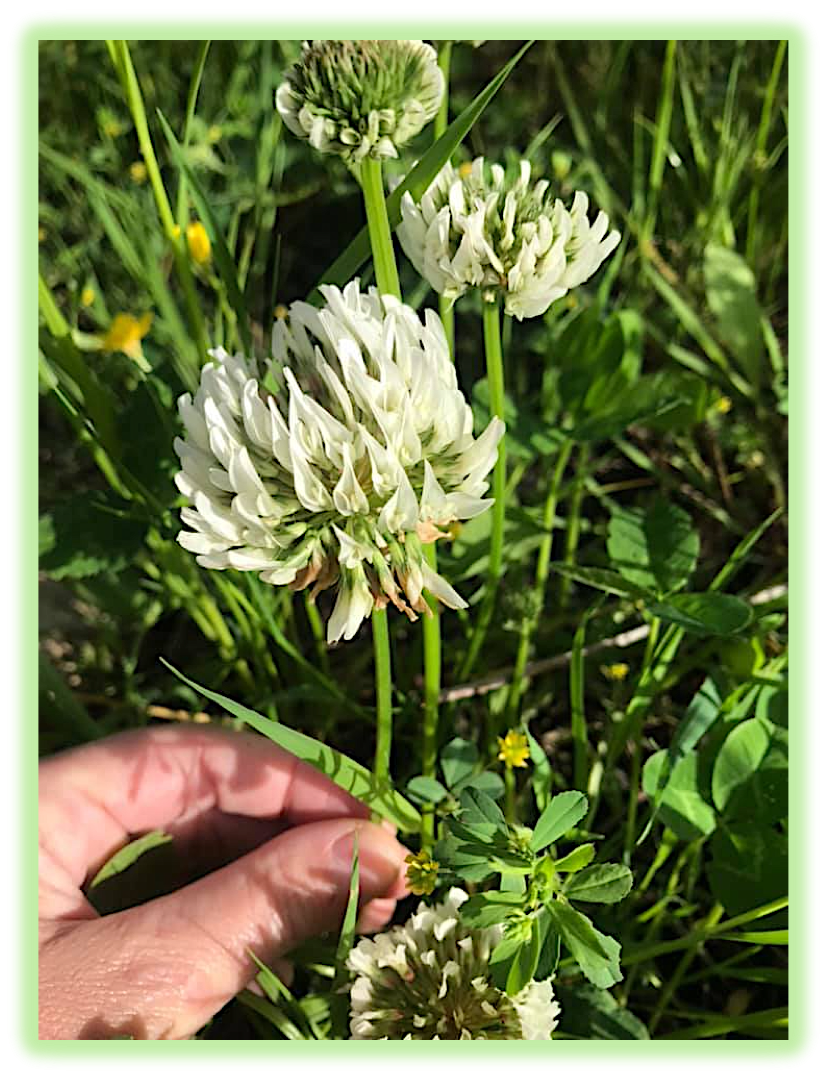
[346,887,561,1040]
[276,40,444,163]
[398,156,621,320]
[173,282,503,645]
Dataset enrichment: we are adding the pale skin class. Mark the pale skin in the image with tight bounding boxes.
[38,725,410,1040]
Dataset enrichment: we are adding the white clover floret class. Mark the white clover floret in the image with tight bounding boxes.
[346,887,561,1039]
[174,282,503,644]
[398,157,621,320]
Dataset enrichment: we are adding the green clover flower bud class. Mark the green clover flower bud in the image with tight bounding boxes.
[276,40,444,163]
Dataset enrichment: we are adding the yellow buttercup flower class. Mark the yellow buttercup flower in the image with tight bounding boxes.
[186,221,212,265]
[404,849,440,896]
[129,161,148,184]
[80,287,96,308]
[715,396,732,415]
[101,313,153,360]
[497,729,530,769]
[602,662,630,682]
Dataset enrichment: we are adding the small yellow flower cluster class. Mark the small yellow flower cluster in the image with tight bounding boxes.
[101,313,153,359]
[404,849,439,896]
[129,161,148,184]
[602,662,630,682]
[186,221,211,265]
[497,729,530,769]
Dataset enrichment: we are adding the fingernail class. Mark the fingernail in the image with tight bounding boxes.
[330,824,406,895]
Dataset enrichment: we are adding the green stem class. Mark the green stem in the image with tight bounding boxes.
[505,439,572,722]
[421,543,441,846]
[559,444,589,608]
[360,157,401,299]
[459,301,506,680]
[504,767,516,824]
[371,607,393,784]
[303,592,331,677]
[746,40,787,267]
[623,616,660,861]
[359,159,401,785]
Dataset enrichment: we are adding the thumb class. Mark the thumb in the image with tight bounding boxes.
[39,818,409,1040]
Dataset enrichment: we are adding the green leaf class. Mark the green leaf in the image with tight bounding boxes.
[607,497,699,595]
[707,823,788,928]
[405,776,448,805]
[712,718,787,824]
[489,911,548,995]
[553,844,596,873]
[39,496,148,581]
[157,109,252,355]
[649,592,753,636]
[460,771,506,801]
[638,676,723,843]
[160,660,421,832]
[571,394,687,442]
[563,863,633,904]
[530,791,588,852]
[90,830,172,887]
[704,244,764,387]
[545,563,651,600]
[642,749,717,841]
[312,41,533,296]
[459,786,508,834]
[459,891,525,929]
[556,984,649,1039]
[548,901,623,988]
[526,729,552,813]
[440,737,478,790]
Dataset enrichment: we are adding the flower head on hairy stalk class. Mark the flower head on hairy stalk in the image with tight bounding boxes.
[398,156,621,320]
[347,887,560,1039]
[173,281,504,644]
[276,40,444,163]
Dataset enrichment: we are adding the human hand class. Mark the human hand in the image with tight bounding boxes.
[38,725,410,1040]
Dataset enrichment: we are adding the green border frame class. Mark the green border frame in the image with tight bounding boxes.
[27,24,799,1056]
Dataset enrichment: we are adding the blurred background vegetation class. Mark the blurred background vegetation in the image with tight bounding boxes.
[38,39,787,1039]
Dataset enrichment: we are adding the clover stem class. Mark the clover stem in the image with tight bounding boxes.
[371,607,393,783]
[361,157,443,810]
[459,299,506,683]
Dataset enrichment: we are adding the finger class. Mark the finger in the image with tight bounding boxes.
[39,725,372,919]
[356,896,399,934]
[39,818,408,1040]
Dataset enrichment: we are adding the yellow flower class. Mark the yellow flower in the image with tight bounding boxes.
[497,730,530,769]
[404,850,440,896]
[101,312,153,360]
[129,161,148,184]
[458,160,474,178]
[602,662,629,682]
[186,221,212,265]
[207,124,222,143]
[103,119,122,138]
[715,396,732,414]
[80,287,96,308]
